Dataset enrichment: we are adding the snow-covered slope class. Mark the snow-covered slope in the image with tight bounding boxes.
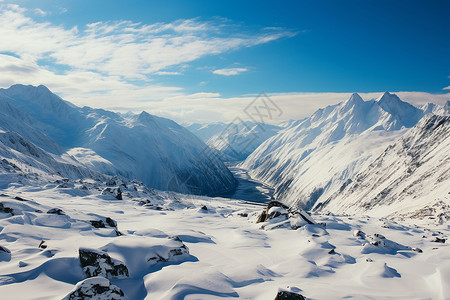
[241,92,429,210]
[317,114,450,219]
[0,174,448,299]
[0,129,102,189]
[0,84,235,195]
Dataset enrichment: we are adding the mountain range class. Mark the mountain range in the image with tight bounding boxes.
[0,84,235,195]
[241,92,449,217]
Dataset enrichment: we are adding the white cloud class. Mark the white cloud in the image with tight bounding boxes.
[155,71,182,75]
[1,53,447,123]
[213,67,248,76]
[33,8,46,16]
[0,5,293,79]
[1,4,446,125]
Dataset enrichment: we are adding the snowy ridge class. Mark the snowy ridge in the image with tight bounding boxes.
[186,121,283,161]
[0,84,235,195]
[206,122,282,161]
[241,92,437,212]
[317,114,450,220]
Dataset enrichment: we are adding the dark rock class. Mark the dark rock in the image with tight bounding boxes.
[256,201,289,223]
[0,203,14,215]
[101,187,122,200]
[79,248,129,279]
[38,240,47,249]
[256,210,267,223]
[115,188,122,200]
[433,237,446,243]
[353,230,366,239]
[90,220,106,228]
[62,277,125,300]
[328,249,336,254]
[412,247,423,253]
[201,205,208,211]
[267,207,288,220]
[374,233,386,239]
[237,213,248,217]
[267,200,290,210]
[90,217,122,236]
[274,290,306,300]
[0,245,10,253]
[105,217,117,228]
[47,208,65,215]
[147,237,189,264]
[14,196,27,201]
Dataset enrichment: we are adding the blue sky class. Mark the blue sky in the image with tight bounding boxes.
[0,0,449,122]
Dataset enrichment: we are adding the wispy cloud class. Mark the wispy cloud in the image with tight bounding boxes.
[0,5,294,79]
[213,67,248,76]
[33,8,46,16]
[0,4,295,112]
[444,76,450,90]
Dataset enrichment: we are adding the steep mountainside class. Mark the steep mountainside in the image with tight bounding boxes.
[317,114,450,219]
[241,92,431,210]
[0,84,235,195]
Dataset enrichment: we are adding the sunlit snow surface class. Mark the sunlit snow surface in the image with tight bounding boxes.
[0,181,448,299]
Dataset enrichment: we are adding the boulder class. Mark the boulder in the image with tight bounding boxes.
[274,290,306,300]
[62,277,125,300]
[256,200,315,229]
[101,187,122,200]
[79,248,129,279]
[0,203,14,215]
[47,208,65,215]
[147,236,189,264]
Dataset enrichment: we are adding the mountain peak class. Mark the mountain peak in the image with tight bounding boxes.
[444,101,450,114]
[347,93,363,103]
[341,93,364,111]
[376,91,399,103]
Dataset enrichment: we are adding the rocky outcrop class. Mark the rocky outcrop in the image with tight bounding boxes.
[256,201,315,230]
[274,290,306,300]
[79,248,129,279]
[62,277,125,300]
[147,236,189,264]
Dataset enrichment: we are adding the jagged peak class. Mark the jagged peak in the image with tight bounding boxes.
[346,93,364,104]
[376,91,400,103]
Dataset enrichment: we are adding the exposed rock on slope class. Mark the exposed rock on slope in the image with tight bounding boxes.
[318,114,450,219]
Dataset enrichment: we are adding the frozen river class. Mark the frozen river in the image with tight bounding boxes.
[227,164,275,204]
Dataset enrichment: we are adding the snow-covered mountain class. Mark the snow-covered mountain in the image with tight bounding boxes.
[317,114,450,219]
[241,92,438,211]
[186,121,282,161]
[421,100,450,115]
[207,122,282,161]
[0,84,235,195]
[184,122,229,142]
